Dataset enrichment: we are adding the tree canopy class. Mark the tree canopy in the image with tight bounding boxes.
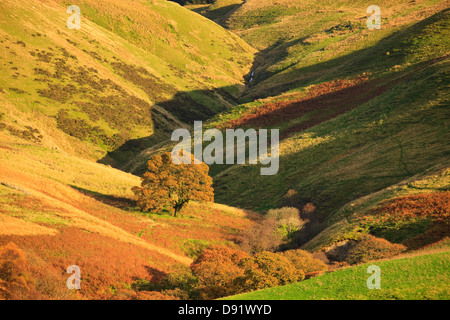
[132,152,214,216]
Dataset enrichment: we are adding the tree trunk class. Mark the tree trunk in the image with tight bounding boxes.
[173,201,185,217]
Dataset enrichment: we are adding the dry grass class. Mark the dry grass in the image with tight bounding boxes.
[0,214,58,236]
[0,162,192,265]
[0,125,258,298]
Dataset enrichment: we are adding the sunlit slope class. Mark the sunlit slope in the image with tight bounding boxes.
[224,0,448,98]
[0,0,254,165]
[0,132,256,298]
[302,165,449,251]
[210,11,449,256]
[214,54,449,209]
[225,247,450,300]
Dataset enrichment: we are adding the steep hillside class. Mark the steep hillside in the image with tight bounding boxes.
[0,0,448,301]
[224,0,449,98]
[0,0,258,299]
[0,0,254,166]
[0,132,257,299]
[189,2,450,253]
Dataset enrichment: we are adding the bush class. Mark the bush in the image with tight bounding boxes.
[0,242,36,299]
[190,245,248,299]
[241,207,307,254]
[138,245,310,299]
[345,235,407,265]
[134,264,199,299]
[267,207,305,239]
[237,251,304,292]
[302,203,316,216]
[281,249,328,275]
[240,217,283,254]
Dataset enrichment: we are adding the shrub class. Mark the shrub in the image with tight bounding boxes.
[345,235,407,265]
[161,266,199,296]
[190,245,248,299]
[237,251,304,292]
[182,239,211,259]
[266,207,299,220]
[134,264,198,299]
[1,124,42,143]
[241,207,307,254]
[281,249,328,275]
[140,246,310,299]
[302,203,316,216]
[0,242,36,299]
[240,217,283,254]
[267,207,305,239]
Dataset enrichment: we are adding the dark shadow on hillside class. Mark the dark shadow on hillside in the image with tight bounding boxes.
[203,3,245,26]
[156,86,241,123]
[131,266,168,289]
[99,9,447,173]
[70,185,137,211]
[244,36,308,91]
[98,85,243,169]
[243,8,450,100]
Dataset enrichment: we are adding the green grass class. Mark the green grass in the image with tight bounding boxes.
[213,56,449,211]
[225,0,449,98]
[225,250,450,300]
[204,7,450,251]
[187,0,244,25]
[0,0,254,165]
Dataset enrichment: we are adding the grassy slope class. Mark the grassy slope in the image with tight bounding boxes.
[225,245,450,300]
[0,0,254,165]
[0,0,258,298]
[225,0,449,98]
[226,239,450,300]
[0,132,257,298]
[204,2,450,251]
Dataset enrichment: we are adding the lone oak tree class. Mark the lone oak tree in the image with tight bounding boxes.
[132,152,214,216]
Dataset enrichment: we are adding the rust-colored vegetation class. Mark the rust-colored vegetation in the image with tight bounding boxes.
[0,229,175,299]
[358,191,450,249]
[136,244,327,300]
[0,242,38,300]
[217,75,371,133]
